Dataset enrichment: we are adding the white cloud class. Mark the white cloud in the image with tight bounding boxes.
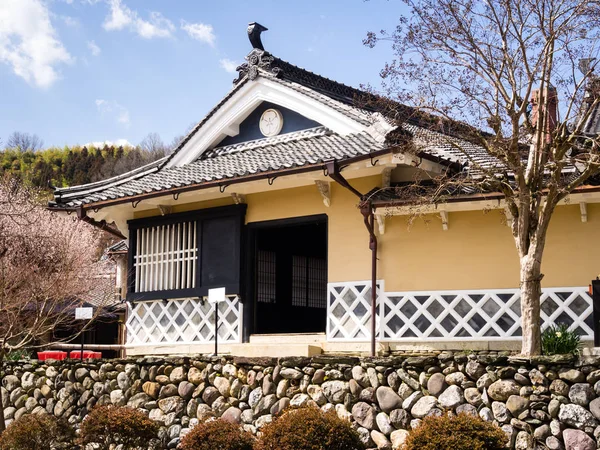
[0,0,73,88]
[219,58,238,74]
[181,21,215,46]
[85,139,133,148]
[87,40,101,56]
[95,99,131,128]
[103,0,174,39]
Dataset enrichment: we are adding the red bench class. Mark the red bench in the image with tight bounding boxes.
[37,351,68,361]
[69,351,102,359]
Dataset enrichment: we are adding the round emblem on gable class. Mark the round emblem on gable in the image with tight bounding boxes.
[259,109,284,137]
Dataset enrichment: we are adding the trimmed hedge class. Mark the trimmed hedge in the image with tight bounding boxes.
[404,413,507,450]
[0,414,75,450]
[256,407,365,450]
[179,418,255,450]
[78,405,160,450]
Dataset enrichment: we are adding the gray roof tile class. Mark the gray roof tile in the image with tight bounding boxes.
[53,127,385,207]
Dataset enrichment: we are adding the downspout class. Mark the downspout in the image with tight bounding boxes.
[77,208,126,240]
[325,160,379,357]
[360,204,378,357]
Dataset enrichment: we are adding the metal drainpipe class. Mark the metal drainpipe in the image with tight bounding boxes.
[326,160,379,357]
[361,204,378,357]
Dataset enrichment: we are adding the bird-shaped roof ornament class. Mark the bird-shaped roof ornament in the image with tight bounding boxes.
[248,22,268,51]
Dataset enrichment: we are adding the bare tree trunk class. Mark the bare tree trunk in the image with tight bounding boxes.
[0,348,6,433]
[520,254,543,356]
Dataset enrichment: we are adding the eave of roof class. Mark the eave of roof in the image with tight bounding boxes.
[51,144,394,211]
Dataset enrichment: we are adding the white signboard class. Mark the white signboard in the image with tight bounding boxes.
[208,287,226,304]
[75,307,93,320]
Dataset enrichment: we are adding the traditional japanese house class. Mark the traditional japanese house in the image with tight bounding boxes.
[50,24,600,357]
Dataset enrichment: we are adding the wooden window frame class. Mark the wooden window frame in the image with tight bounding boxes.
[127,204,246,302]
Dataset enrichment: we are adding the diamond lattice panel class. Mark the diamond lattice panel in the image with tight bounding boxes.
[126,296,242,345]
[327,281,384,341]
[380,287,593,341]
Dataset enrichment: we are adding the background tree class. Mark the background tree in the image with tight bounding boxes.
[0,177,108,431]
[366,0,600,355]
[5,132,44,152]
[139,132,167,155]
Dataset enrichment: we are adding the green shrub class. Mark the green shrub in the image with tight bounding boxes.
[403,413,507,450]
[78,405,160,450]
[0,414,75,450]
[179,418,255,450]
[255,406,365,450]
[542,323,581,355]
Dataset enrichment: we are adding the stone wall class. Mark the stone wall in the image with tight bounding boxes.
[2,352,600,449]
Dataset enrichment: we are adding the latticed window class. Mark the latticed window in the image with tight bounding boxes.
[292,255,327,308]
[257,250,276,303]
[134,221,198,292]
[127,205,246,301]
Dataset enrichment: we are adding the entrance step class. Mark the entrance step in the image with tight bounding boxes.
[229,343,322,358]
[249,333,325,345]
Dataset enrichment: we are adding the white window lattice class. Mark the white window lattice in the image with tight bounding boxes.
[126,296,242,345]
[135,222,198,293]
[327,282,594,342]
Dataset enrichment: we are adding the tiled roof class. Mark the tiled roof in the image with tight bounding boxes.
[53,127,385,207]
[107,240,128,254]
[49,49,504,209]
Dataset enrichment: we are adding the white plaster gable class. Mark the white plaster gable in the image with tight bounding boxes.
[166,76,393,168]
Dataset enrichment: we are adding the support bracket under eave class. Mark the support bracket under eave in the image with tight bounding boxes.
[375,214,386,235]
[231,193,246,204]
[504,206,513,228]
[157,205,173,216]
[381,166,394,189]
[315,180,331,207]
[580,202,588,223]
[440,211,449,231]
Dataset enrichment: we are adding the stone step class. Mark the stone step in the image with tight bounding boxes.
[249,332,325,344]
[229,343,323,357]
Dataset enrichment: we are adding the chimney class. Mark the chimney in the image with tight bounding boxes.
[530,85,558,143]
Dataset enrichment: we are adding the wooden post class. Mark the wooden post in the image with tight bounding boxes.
[592,280,600,347]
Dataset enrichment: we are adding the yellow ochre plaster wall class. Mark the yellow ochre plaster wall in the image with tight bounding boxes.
[132,174,600,292]
[245,175,600,291]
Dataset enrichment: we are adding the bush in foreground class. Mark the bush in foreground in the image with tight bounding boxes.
[255,406,365,450]
[0,414,75,450]
[179,418,255,450]
[404,413,506,450]
[78,405,160,450]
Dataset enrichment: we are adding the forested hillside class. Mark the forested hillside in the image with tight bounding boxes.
[0,131,180,190]
[0,145,166,189]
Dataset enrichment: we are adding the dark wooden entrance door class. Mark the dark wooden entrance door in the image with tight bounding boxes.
[248,216,328,335]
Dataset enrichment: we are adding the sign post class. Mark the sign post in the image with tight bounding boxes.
[75,307,93,361]
[208,288,226,356]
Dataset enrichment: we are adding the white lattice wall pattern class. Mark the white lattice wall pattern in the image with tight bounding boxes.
[382,287,593,341]
[126,296,242,345]
[327,281,384,341]
[327,282,593,342]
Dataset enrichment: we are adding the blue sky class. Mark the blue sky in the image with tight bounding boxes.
[0,0,405,149]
